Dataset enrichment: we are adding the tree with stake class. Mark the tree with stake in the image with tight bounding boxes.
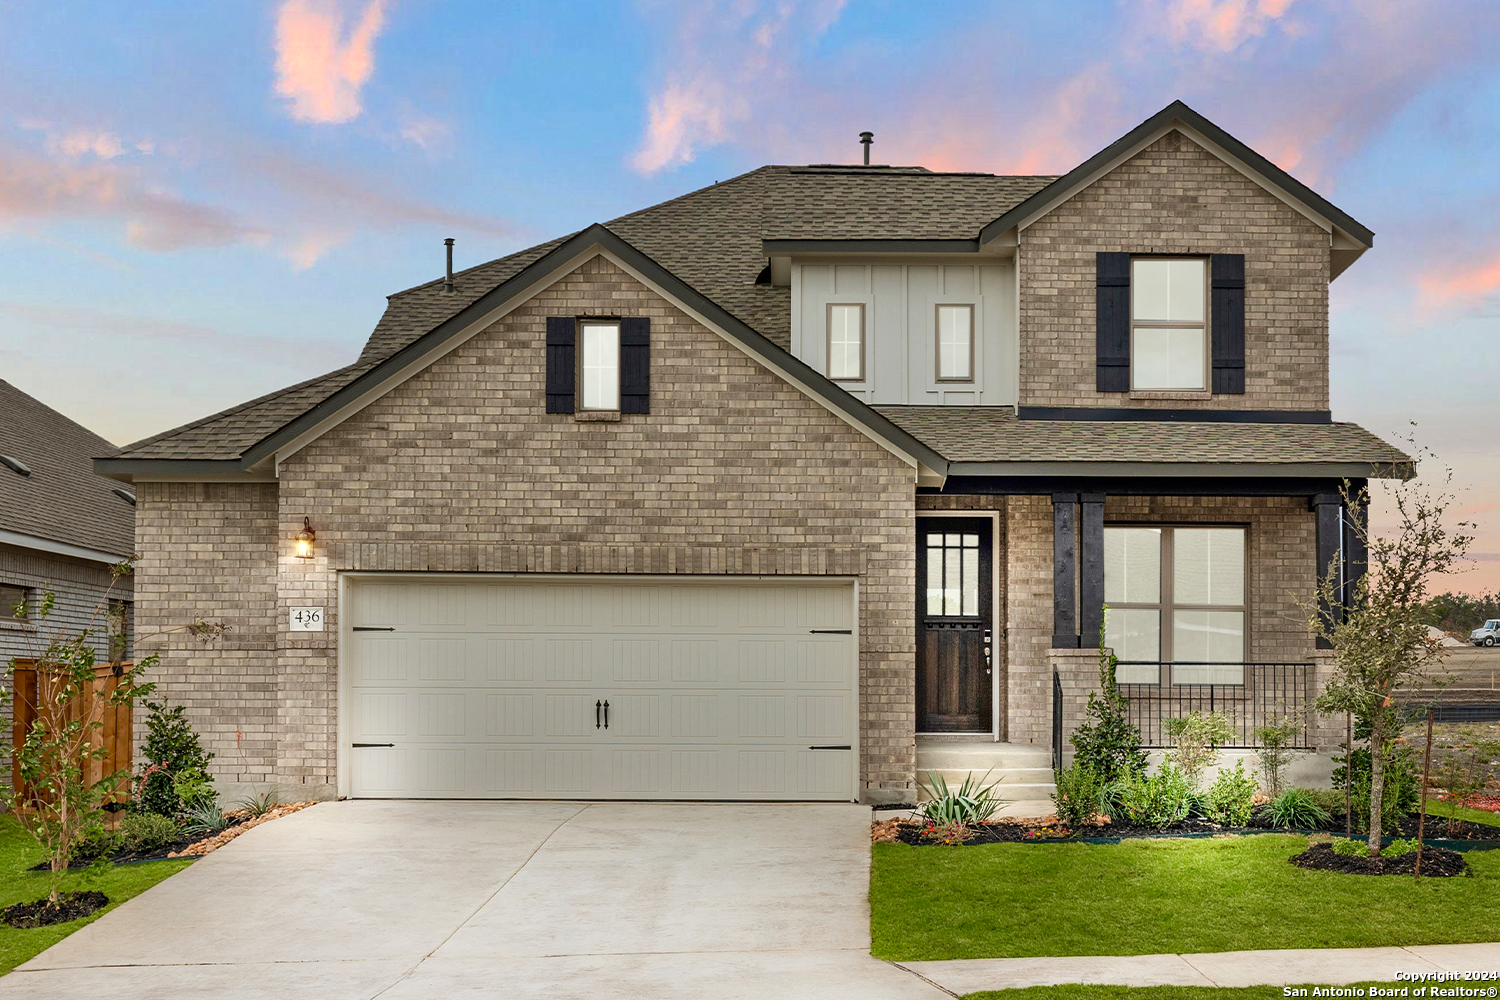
[1310,457,1471,857]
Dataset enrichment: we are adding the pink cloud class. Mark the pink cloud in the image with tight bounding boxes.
[630,1,847,174]
[274,0,387,125]
[1152,0,1298,53]
[1416,250,1500,308]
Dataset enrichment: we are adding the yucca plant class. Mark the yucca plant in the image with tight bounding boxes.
[917,769,1003,826]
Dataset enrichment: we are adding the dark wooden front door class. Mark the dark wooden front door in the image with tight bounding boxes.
[916,518,993,732]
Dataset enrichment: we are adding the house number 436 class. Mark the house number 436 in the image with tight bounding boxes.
[290,607,325,631]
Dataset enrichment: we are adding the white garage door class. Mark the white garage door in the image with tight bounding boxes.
[344,575,857,800]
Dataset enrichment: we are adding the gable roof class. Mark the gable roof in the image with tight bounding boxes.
[977,100,1373,272]
[0,380,134,560]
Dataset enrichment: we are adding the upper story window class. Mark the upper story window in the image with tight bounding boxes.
[1104,525,1246,685]
[827,303,865,381]
[1,582,29,622]
[1131,258,1206,391]
[579,320,620,410]
[935,304,974,382]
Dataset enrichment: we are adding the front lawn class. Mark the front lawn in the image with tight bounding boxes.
[871,834,1500,961]
[0,816,189,976]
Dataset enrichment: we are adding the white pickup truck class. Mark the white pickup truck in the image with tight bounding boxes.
[1471,619,1500,647]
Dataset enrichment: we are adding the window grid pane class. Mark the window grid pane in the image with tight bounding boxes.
[1173,528,1245,605]
[1132,259,1205,322]
[581,323,619,409]
[828,305,863,380]
[937,305,972,380]
[924,533,983,618]
[1132,326,1205,390]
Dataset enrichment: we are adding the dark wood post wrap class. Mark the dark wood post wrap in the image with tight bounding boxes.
[1312,493,1342,649]
[1095,252,1131,392]
[1211,254,1246,394]
[1343,483,1369,608]
[619,317,650,413]
[545,317,576,414]
[1052,493,1080,648]
[1079,493,1106,649]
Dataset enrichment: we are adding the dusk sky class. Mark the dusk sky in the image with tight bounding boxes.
[1,0,1496,591]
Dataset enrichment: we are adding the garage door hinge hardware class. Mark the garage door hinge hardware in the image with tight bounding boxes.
[808,745,851,750]
[352,743,395,748]
[352,626,396,632]
[809,629,852,634]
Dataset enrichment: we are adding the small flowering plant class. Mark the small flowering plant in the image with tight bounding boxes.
[1022,825,1072,840]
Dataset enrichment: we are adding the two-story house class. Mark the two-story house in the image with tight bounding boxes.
[96,102,1406,807]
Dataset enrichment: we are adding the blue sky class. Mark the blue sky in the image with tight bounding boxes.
[1,0,1497,588]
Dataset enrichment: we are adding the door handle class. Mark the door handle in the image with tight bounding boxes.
[984,628,993,676]
[353,743,395,748]
[596,700,602,729]
[603,700,609,730]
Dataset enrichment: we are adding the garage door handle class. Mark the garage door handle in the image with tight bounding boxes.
[808,745,851,750]
[596,700,602,729]
[810,629,851,634]
[353,743,395,748]
[603,700,609,729]
[353,627,395,632]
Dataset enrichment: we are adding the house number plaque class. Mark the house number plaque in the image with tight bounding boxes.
[289,607,325,631]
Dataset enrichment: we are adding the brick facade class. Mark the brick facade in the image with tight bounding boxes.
[136,255,920,802]
[1019,130,1330,411]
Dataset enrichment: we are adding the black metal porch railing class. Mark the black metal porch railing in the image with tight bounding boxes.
[1115,662,1313,748]
[1052,670,1063,772]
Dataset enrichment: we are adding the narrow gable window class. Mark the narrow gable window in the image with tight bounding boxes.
[827,304,865,381]
[1131,258,1206,390]
[580,321,620,410]
[935,304,974,382]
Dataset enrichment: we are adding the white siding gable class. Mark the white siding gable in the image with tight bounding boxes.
[791,261,1017,405]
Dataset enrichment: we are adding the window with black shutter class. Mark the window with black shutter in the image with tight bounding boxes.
[545,316,650,414]
[1210,254,1246,394]
[545,317,576,413]
[620,317,650,413]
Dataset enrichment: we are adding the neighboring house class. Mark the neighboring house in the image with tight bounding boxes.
[96,101,1406,806]
[1,380,135,768]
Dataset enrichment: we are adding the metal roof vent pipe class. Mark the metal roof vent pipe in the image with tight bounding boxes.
[443,238,455,293]
[859,131,873,165]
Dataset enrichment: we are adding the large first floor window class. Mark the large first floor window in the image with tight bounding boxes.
[1104,525,1246,685]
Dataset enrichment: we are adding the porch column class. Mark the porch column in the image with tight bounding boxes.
[1343,485,1369,606]
[1052,493,1079,648]
[1079,493,1106,650]
[1312,493,1342,650]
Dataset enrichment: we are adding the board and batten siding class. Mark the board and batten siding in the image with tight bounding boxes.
[791,262,1018,406]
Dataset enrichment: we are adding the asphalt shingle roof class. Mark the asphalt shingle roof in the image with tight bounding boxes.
[873,406,1412,469]
[0,380,134,557]
[118,165,1057,462]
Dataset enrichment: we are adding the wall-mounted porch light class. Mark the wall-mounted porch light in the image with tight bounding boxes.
[295,518,316,559]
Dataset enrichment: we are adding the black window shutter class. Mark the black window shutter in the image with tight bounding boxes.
[1211,254,1246,394]
[620,317,650,414]
[1095,252,1131,392]
[545,317,576,413]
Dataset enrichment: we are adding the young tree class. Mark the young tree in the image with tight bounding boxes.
[2,563,226,905]
[1311,460,1472,856]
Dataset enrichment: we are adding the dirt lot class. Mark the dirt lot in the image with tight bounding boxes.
[1404,645,1500,705]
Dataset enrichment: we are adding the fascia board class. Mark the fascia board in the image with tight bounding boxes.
[91,458,267,483]
[946,461,1410,479]
[0,528,130,564]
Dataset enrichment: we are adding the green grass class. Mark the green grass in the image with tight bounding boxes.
[871,834,1500,961]
[961,985,1394,1000]
[0,816,189,976]
[1429,803,1500,829]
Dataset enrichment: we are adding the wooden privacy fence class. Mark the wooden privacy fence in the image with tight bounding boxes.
[10,660,134,810]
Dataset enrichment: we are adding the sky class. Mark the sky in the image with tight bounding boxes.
[0,0,1497,592]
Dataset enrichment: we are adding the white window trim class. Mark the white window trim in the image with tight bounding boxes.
[577,318,621,412]
[1129,256,1210,393]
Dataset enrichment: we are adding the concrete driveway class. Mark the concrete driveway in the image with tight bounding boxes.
[3,801,945,1000]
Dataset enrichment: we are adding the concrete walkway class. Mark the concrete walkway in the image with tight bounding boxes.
[900,941,1500,993]
[2,800,947,1000]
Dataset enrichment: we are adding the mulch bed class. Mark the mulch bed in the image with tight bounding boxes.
[2,891,110,929]
[1290,842,1469,877]
[31,801,320,871]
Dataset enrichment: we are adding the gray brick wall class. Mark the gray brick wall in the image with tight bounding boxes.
[1019,130,1330,411]
[137,255,920,802]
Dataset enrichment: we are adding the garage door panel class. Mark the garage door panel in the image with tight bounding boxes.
[347,577,856,800]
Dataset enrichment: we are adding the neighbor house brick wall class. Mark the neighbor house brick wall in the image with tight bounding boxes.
[0,543,131,781]
[1019,130,1330,410]
[133,482,279,784]
[273,254,919,801]
[1005,494,1320,747]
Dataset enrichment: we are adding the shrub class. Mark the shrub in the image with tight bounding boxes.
[1204,760,1258,827]
[1332,716,1420,832]
[917,771,1001,826]
[1254,716,1304,797]
[180,801,232,839]
[1053,763,1106,829]
[1163,712,1235,789]
[1331,836,1366,857]
[118,812,181,854]
[1071,631,1149,783]
[238,789,281,819]
[136,700,215,817]
[1384,837,1419,858]
[1115,764,1194,829]
[1268,787,1332,830]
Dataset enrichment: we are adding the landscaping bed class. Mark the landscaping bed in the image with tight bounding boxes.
[28,800,319,870]
[1290,841,1468,876]
[1,891,110,929]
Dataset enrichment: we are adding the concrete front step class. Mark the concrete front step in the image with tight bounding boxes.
[914,739,1057,811]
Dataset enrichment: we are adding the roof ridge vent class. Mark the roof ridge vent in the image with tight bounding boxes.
[0,454,31,477]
